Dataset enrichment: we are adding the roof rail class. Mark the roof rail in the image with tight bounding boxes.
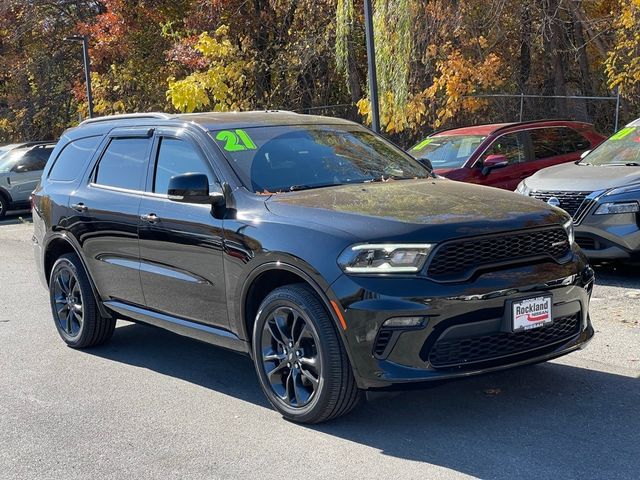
[428,118,584,137]
[79,112,173,126]
[492,118,581,134]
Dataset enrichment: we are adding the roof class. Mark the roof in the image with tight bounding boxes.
[431,123,516,137]
[78,110,357,130]
[626,118,640,127]
[0,141,53,150]
[430,119,594,137]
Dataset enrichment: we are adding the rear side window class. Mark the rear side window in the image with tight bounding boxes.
[530,128,566,160]
[562,128,591,152]
[49,137,101,181]
[94,137,150,191]
[11,147,51,172]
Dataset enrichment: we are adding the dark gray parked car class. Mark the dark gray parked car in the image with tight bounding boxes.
[0,142,55,218]
[516,119,640,261]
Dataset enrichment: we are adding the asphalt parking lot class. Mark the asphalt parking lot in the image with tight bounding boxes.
[1,212,638,480]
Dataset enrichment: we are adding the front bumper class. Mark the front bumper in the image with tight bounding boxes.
[575,210,640,260]
[329,252,594,389]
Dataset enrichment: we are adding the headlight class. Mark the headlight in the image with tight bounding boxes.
[338,243,434,274]
[604,183,640,196]
[594,202,640,215]
[563,219,575,246]
[515,180,531,196]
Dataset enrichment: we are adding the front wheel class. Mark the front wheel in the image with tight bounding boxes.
[0,195,7,219]
[252,284,362,423]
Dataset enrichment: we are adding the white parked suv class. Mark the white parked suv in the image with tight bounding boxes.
[0,142,55,218]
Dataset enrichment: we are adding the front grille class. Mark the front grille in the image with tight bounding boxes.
[428,313,580,369]
[530,190,591,217]
[427,228,570,281]
[576,235,596,250]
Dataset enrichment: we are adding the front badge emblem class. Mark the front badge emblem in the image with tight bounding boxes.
[547,197,561,207]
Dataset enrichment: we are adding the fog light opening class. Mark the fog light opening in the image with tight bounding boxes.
[382,316,427,329]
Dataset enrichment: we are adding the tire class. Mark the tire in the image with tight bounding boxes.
[252,283,362,423]
[0,194,7,219]
[49,253,115,348]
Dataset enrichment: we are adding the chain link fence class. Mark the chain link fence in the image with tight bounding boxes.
[289,92,624,149]
[469,93,622,135]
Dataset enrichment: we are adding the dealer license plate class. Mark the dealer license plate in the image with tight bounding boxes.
[512,296,552,332]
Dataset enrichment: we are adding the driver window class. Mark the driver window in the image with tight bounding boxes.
[153,137,213,194]
[480,133,526,165]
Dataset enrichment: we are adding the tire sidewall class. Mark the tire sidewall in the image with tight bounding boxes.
[0,195,7,218]
[252,290,336,422]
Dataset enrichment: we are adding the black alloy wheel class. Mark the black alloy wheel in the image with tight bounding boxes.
[261,305,321,407]
[252,284,362,424]
[52,263,84,337]
[49,253,116,348]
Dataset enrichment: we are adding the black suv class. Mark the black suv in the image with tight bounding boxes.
[33,112,594,423]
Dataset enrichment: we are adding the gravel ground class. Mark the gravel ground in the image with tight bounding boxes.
[1,213,638,480]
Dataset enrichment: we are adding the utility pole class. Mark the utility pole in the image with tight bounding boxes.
[65,35,94,118]
[363,0,380,133]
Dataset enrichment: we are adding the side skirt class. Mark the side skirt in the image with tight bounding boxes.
[103,300,249,354]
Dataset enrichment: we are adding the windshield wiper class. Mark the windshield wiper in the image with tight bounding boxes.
[288,182,344,192]
[601,162,640,167]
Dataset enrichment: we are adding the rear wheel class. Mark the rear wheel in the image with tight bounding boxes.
[49,253,115,348]
[252,284,362,423]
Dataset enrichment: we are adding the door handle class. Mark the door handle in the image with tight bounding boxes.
[140,213,160,223]
[71,203,88,212]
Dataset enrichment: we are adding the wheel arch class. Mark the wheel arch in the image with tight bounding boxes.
[239,261,348,357]
[43,233,113,319]
[0,186,12,205]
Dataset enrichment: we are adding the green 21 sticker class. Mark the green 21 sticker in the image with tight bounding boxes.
[216,129,257,151]
[412,138,434,151]
[610,127,635,141]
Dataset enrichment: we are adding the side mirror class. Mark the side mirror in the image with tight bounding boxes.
[580,150,591,159]
[481,154,509,176]
[167,173,224,206]
[418,158,434,173]
[11,164,27,173]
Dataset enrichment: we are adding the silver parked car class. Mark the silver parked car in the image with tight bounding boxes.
[516,119,640,261]
[0,142,55,218]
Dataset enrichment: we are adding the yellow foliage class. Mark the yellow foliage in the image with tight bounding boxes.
[167,27,251,113]
[605,0,640,100]
[358,41,505,134]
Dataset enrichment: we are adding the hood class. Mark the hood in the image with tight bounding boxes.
[265,179,566,243]
[525,162,640,192]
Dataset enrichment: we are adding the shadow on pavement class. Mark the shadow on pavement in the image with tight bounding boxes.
[0,210,31,225]
[89,322,639,479]
[592,262,640,289]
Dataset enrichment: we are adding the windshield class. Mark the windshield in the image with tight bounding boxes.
[210,124,430,193]
[408,135,486,169]
[0,145,16,163]
[580,126,640,166]
[0,149,23,173]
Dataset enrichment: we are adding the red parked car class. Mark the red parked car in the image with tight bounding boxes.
[408,120,606,190]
